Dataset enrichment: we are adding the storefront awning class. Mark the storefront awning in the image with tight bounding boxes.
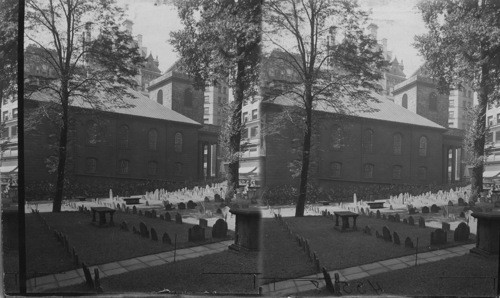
[0,166,17,173]
[483,170,500,178]
[239,166,257,174]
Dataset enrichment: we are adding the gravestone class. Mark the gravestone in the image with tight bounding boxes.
[409,207,417,215]
[431,204,440,213]
[360,208,365,215]
[175,213,182,224]
[448,200,454,206]
[403,218,408,224]
[132,226,139,235]
[382,214,387,220]
[146,201,149,206]
[212,218,228,238]
[442,209,448,217]
[132,206,137,214]
[404,237,414,248]
[393,232,401,245]
[204,196,210,203]
[120,221,129,231]
[126,207,130,213]
[458,198,466,206]
[188,225,205,242]
[199,218,208,228]
[150,228,158,241]
[162,233,172,244]
[139,222,149,238]
[164,203,173,211]
[178,202,186,210]
[442,222,451,232]
[138,210,143,216]
[388,215,395,222]
[165,212,171,221]
[216,208,222,214]
[365,207,370,215]
[376,210,381,219]
[82,263,94,288]
[382,226,392,242]
[394,213,400,223]
[431,229,447,245]
[145,211,151,218]
[454,222,470,242]
[375,230,381,239]
[187,200,197,209]
[390,205,393,210]
[422,206,430,214]
[214,193,223,202]
[363,225,372,235]
[459,211,466,218]
[151,209,157,218]
[160,214,164,220]
[418,217,426,228]
[369,211,373,217]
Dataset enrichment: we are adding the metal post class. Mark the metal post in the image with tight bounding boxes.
[415,237,419,266]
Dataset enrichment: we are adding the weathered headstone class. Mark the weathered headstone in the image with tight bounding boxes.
[409,207,417,215]
[199,218,208,228]
[418,217,425,228]
[393,232,401,245]
[150,228,158,241]
[430,204,440,213]
[403,218,408,224]
[394,213,400,223]
[188,225,205,242]
[363,225,372,235]
[212,218,228,238]
[404,237,414,248]
[361,208,365,215]
[454,222,470,242]
[138,210,143,216]
[159,214,164,220]
[204,196,210,203]
[82,263,94,288]
[214,193,223,202]
[162,232,172,244]
[165,212,171,221]
[178,202,186,210]
[388,215,395,222]
[369,211,373,217]
[175,213,182,224]
[120,221,129,231]
[442,222,451,232]
[459,211,466,218]
[431,228,447,245]
[422,206,429,214]
[139,222,149,238]
[216,208,222,214]
[132,206,137,214]
[382,226,392,242]
[187,200,197,209]
[382,214,387,220]
[151,209,157,218]
[458,197,466,206]
[448,200,454,206]
[376,210,381,219]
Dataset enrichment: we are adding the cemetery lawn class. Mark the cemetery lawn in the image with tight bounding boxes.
[301,253,498,297]
[29,211,232,274]
[280,216,473,273]
[52,250,259,295]
[261,218,317,281]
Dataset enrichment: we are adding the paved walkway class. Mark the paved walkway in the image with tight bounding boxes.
[27,240,233,293]
[260,243,476,296]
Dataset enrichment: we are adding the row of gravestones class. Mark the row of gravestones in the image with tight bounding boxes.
[430,222,470,245]
[364,225,415,248]
[275,213,321,272]
[164,200,199,211]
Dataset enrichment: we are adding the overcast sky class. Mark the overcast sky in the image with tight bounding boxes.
[122,0,427,77]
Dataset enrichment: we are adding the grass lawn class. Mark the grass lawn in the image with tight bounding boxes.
[261,218,317,282]
[33,210,232,274]
[281,215,473,273]
[301,253,498,297]
[50,250,259,295]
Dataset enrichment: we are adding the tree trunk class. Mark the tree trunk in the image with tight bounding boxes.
[52,85,69,212]
[470,62,489,201]
[296,91,313,217]
[225,56,245,202]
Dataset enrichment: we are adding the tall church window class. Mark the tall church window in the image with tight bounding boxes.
[86,121,98,145]
[363,129,374,153]
[429,92,437,111]
[419,136,428,157]
[330,162,342,178]
[118,125,129,149]
[331,126,343,151]
[363,163,374,179]
[174,132,183,153]
[184,88,193,107]
[402,94,408,109]
[393,133,402,155]
[157,89,163,105]
[148,129,158,150]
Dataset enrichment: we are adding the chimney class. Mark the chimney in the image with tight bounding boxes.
[367,23,378,40]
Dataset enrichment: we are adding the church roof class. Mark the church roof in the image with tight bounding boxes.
[267,92,445,130]
[29,89,201,126]
[144,53,161,74]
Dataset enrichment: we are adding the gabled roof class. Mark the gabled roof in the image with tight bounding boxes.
[268,92,445,130]
[30,89,201,126]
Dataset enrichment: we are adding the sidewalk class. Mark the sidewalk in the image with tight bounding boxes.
[260,243,476,296]
[27,240,233,293]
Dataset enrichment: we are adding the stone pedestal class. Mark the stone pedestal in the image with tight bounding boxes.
[229,208,261,251]
[471,211,500,255]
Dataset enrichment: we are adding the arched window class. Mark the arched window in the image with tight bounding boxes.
[148,161,158,175]
[86,121,98,145]
[184,88,193,107]
[85,158,97,173]
[419,136,428,157]
[330,162,342,178]
[429,92,437,111]
[174,132,183,153]
[148,129,158,150]
[331,126,343,151]
[119,159,129,174]
[118,125,129,149]
[363,129,373,153]
[363,163,374,179]
[157,89,163,105]
[418,166,427,180]
[393,133,402,155]
[392,165,402,180]
[402,94,408,109]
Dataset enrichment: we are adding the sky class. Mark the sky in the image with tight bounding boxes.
[121,0,427,77]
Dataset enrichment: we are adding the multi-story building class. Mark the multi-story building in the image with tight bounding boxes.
[482,100,500,187]
[448,85,474,130]
[203,82,230,126]
[0,92,18,195]
[239,99,261,187]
